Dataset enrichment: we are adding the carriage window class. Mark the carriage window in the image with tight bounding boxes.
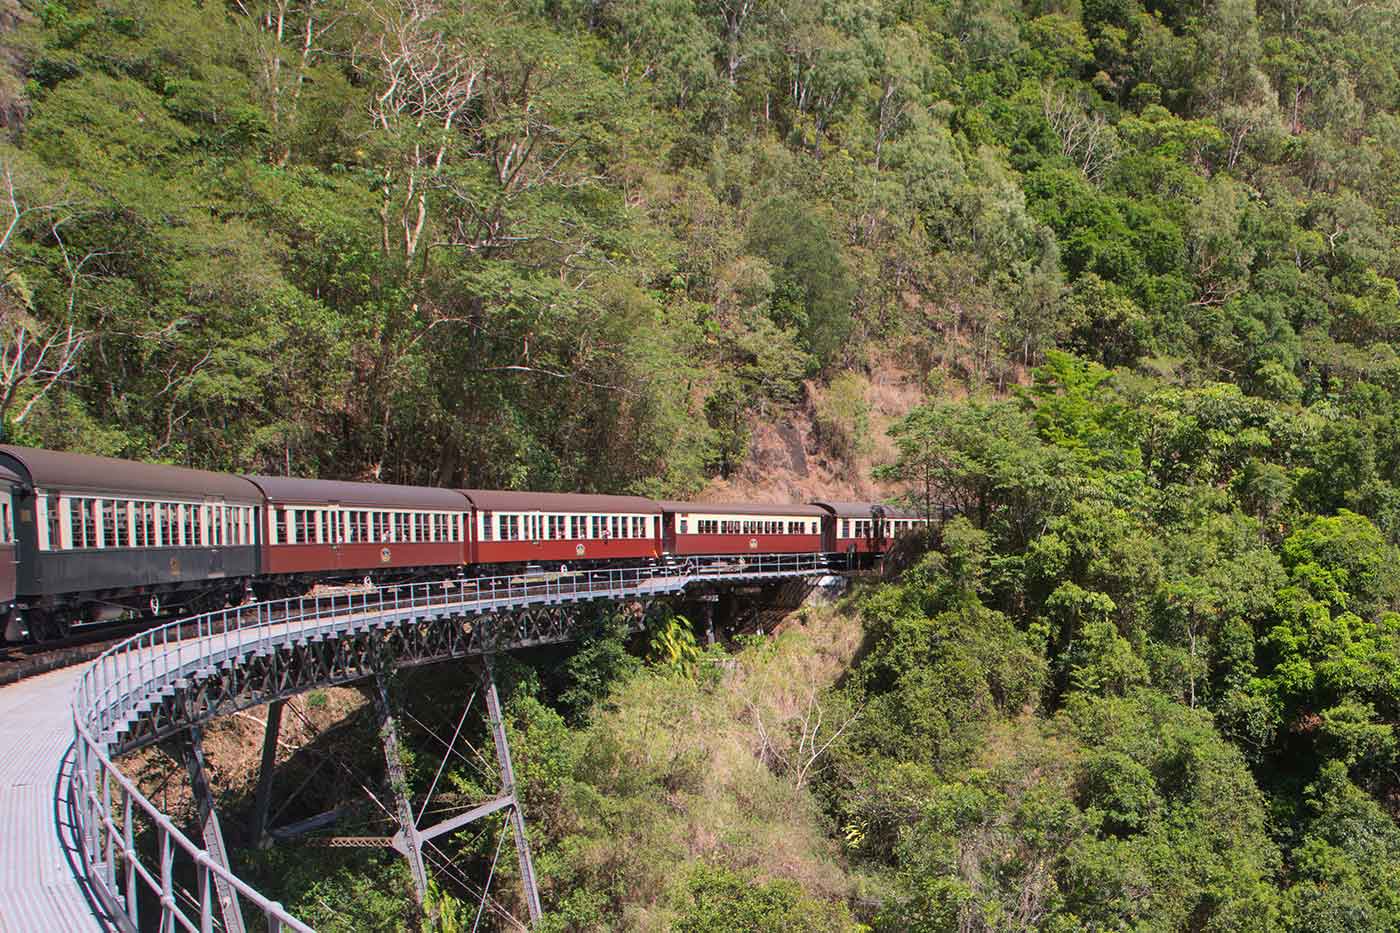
[568,516,580,539]
[104,500,126,548]
[65,498,81,548]
[502,514,519,541]
[293,509,312,544]
[43,497,59,550]
[480,512,492,541]
[136,502,154,547]
[166,503,177,545]
[181,505,196,546]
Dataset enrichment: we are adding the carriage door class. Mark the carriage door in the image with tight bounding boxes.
[662,512,677,554]
[207,497,226,575]
[326,503,344,570]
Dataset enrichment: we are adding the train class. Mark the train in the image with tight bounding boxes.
[0,445,931,645]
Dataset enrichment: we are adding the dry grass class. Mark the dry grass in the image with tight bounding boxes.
[577,603,867,928]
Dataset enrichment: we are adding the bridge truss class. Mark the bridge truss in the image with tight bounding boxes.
[69,554,830,931]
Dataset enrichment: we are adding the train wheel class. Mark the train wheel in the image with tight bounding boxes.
[27,610,67,644]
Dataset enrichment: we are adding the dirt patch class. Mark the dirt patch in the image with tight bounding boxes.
[701,362,931,505]
[126,686,372,835]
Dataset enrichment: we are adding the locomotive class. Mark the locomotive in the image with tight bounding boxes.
[0,445,929,645]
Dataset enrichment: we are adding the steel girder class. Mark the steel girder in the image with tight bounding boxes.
[108,600,660,757]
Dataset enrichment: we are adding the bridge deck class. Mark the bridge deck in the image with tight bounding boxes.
[4,558,831,931]
[0,665,108,931]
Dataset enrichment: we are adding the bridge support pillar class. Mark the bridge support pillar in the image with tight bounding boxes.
[699,593,719,647]
[251,699,284,849]
[181,726,247,933]
[374,674,429,905]
[479,656,544,925]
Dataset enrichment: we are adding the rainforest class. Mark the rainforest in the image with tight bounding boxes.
[5,0,1400,927]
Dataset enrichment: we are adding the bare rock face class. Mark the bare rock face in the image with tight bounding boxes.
[0,0,32,133]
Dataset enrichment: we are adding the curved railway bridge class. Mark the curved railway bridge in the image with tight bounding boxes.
[0,553,832,932]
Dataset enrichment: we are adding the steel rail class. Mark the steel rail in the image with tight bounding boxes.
[69,553,829,931]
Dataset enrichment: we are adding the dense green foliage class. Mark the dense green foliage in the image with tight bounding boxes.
[11,0,1400,926]
[867,358,1400,930]
[5,0,1396,495]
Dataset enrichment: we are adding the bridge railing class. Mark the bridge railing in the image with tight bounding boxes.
[68,552,828,932]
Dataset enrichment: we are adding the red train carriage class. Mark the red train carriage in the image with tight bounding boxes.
[0,466,19,643]
[813,501,928,559]
[463,490,661,569]
[245,476,469,594]
[659,501,825,557]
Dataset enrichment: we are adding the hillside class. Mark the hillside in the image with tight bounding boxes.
[9,0,1400,928]
[1,0,1392,501]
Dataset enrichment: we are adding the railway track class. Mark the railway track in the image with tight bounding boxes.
[0,560,789,688]
[0,622,151,687]
[0,581,444,687]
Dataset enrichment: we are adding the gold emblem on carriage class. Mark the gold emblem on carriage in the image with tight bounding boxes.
[576,544,586,556]
[380,547,391,563]
[749,538,758,549]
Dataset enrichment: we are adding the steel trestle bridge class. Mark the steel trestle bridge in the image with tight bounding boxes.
[16,553,833,932]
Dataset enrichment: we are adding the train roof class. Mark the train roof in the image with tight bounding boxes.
[0,464,19,485]
[0,445,263,503]
[812,500,919,519]
[461,490,661,514]
[246,475,469,510]
[658,500,827,517]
